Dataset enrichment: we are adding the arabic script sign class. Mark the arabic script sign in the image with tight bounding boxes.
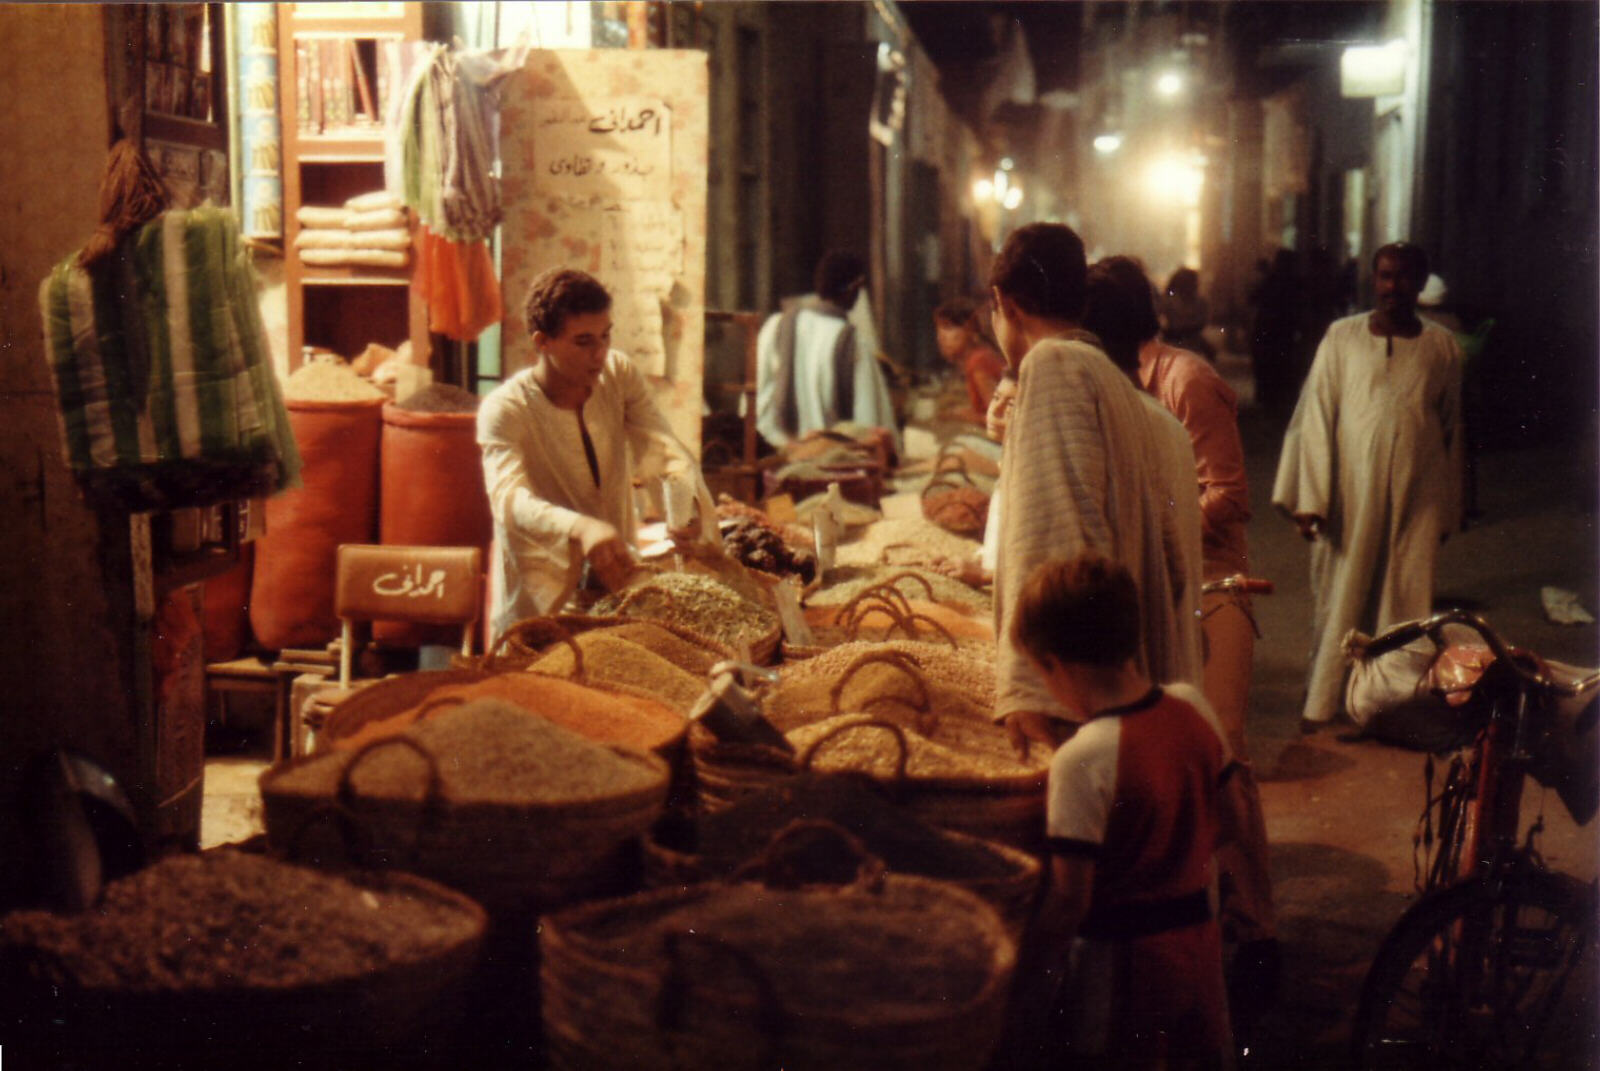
[530,97,672,202]
[371,564,447,600]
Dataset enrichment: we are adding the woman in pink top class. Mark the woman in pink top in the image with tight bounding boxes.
[1083,256,1278,1038]
[933,295,1009,420]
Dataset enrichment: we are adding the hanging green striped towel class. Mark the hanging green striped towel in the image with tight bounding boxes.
[40,206,301,509]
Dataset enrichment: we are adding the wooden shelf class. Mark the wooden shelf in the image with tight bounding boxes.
[299,263,413,286]
[296,133,386,162]
[280,1,428,373]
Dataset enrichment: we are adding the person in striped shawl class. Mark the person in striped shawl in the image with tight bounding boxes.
[987,224,1202,760]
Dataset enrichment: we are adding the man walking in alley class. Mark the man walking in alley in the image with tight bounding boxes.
[1272,242,1464,727]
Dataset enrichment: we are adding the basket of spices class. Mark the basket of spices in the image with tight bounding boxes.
[594,572,782,665]
[262,699,672,913]
[539,862,1016,1071]
[790,580,985,659]
[644,774,1041,935]
[711,648,1047,851]
[0,849,486,1063]
[319,658,690,762]
[461,613,736,676]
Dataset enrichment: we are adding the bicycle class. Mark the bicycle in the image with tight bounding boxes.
[1349,610,1600,1070]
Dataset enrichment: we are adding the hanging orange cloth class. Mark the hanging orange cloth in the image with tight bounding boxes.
[412,225,501,341]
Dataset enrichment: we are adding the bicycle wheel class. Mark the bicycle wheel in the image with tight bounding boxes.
[1352,869,1597,1070]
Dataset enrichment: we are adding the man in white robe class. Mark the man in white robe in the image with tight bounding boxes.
[988,224,1203,757]
[1273,242,1463,725]
[754,250,898,450]
[479,269,715,643]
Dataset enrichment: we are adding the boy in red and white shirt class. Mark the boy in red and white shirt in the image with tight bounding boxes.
[1010,553,1234,1069]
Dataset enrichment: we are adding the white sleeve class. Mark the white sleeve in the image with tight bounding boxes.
[753,314,789,448]
[1046,718,1121,851]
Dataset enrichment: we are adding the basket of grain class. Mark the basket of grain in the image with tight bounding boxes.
[262,699,671,914]
[761,648,1046,851]
[789,714,1048,852]
[920,470,991,538]
[318,662,689,761]
[788,579,987,659]
[539,868,1016,1071]
[458,613,737,676]
[594,572,782,666]
[0,849,486,1062]
[643,774,1041,936]
[692,644,977,811]
[807,565,991,616]
[834,517,981,571]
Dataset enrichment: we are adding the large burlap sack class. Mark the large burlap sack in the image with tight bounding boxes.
[250,398,384,649]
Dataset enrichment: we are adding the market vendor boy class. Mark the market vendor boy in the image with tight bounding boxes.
[1010,553,1234,1068]
[477,268,716,643]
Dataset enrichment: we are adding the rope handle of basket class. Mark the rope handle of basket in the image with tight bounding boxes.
[828,650,931,717]
[799,717,911,787]
[523,630,587,683]
[732,818,890,892]
[656,931,789,1060]
[875,571,938,604]
[615,583,680,618]
[334,734,446,864]
[836,588,911,634]
[888,609,961,651]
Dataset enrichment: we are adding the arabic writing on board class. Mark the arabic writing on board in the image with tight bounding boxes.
[371,564,447,600]
[531,96,672,201]
[601,201,683,297]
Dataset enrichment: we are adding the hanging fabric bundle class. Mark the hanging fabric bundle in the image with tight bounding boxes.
[396,44,525,341]
[41,156,302,511]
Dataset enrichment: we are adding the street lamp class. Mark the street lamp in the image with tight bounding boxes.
[973,165,1023,211]
[1155,70,1185,98]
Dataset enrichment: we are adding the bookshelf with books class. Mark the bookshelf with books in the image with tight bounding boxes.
[278,1,427,370]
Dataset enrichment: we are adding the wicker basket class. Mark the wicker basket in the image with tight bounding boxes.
[318,663,690,760]
[2,865,487,1063]
[643,784,1041,936]
[539,869,1016,1071]
[603,581,783,667]
[459,613,737,676]
[260,730,671,914]
[696,650,1046,852]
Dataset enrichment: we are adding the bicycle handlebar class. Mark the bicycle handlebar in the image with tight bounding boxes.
[1201,575,1274,596]
[1364,609,1600,698]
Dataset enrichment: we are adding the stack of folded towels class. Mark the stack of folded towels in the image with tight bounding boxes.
[294,189,411,268]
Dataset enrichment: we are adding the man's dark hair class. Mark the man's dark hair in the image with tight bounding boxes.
[524,268,612,338]
[1010,553,1141,670]
[1372,242,1429,283]
[814,251,867,308]
[1083,256,1160,374]
[988,223,1088,321]
[933,295,982,327]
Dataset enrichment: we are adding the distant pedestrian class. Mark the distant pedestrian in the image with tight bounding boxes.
[1159,266,1214,361]
[1272,241,1464,727]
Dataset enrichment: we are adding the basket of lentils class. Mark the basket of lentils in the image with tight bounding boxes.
[0,849,486,1064]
